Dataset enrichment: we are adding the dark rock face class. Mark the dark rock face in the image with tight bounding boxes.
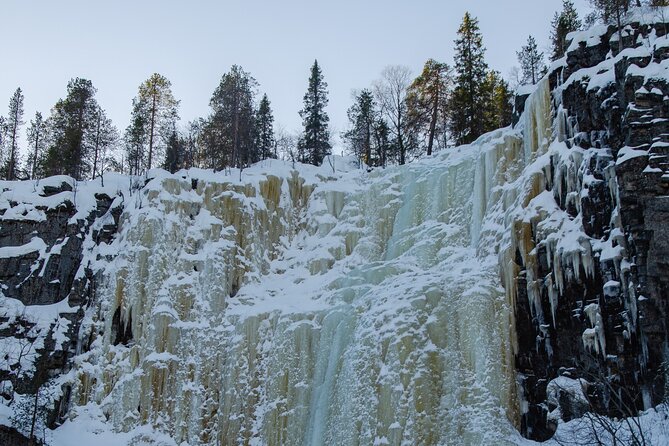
[515,19,669,441]
[0,180,121,424]
[0,425,37,446]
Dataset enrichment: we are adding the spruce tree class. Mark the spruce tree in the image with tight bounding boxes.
[517,36,547,85]
[481,71,513,131]
[255,94,276,160]
[206,65,257,170]
[44,78,99,179]
[550,0,582,61]
[299,60,331,166]
[164,130,183,173]
[372,118,391,168]
[407,59,451,155]
[343,89,376,165]
[5,88,25,180]
[26,112,48,179]
[124,100,147,175]
[449,13,488,146]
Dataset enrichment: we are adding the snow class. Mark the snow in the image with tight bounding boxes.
[4,19,669,443]
[0,237,46,259]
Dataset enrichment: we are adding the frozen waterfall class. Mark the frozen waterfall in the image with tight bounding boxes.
[66,79,553,446]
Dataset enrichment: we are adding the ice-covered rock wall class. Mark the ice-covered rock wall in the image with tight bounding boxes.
[4,11,669,446]
[66,109,548,445]
[507,9,669,441]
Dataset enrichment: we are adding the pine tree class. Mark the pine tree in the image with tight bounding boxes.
[205,65,257,170]
[481,71,513,131]
[299,60,331,166]
[127,73,179,172]
[407,59,451,156]
[517,36,547,85]
[5,88,25,180]
[343,89,376,165]
[590,0,640,22]
[590,0,641,52]
[374,65,414,164]
[449,12,489,146]
[26,112,48,179]
[44,78,99,179]
[550,0,582,61]
[255,94,275,160]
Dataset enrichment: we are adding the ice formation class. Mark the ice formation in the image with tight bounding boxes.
[47,80,556,446]
[1,55,637,444]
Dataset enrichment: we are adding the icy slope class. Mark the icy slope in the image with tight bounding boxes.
[50,82,550,446]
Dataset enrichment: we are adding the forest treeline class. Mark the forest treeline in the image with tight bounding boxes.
[0,1,661,181]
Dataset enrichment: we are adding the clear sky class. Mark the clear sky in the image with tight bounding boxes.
[1,0,591,152]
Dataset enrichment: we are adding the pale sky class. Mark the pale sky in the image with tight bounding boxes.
[1,0,591,152]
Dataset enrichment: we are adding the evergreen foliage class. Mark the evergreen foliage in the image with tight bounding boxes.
[124,100,147,175]
[164,130,184,174]
[299,60,331,166]
[26,112,48,179]
[255,94,276,160]
[205,65,257,170]
[5,88,24,180]
[125,73,179,173]
[517,36,547,85]
[43,78,99,180]
[449,13,488,146]
[481,71,513,131]
[407,59,451,155]
[343,89,377,165]
[550,0,582,61]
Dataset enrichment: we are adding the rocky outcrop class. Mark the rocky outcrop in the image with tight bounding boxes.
[514,13,669,441]
[0,178,121,419]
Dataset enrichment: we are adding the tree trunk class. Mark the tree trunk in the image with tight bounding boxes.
[148,92,157,171]
[31,130,40,180]
[8,118,18,181]
[29,385,39,444]
[92,114,101,180]
[427,90,439,156]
